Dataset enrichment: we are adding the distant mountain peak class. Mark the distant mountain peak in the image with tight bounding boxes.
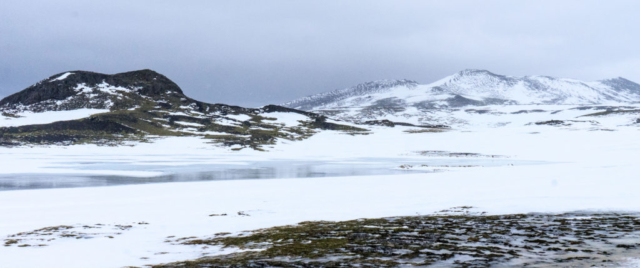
[600,76,634,84]
[282,79,418,110]
[356,79,419,86]
[457,69,496,76]
[346,79,419,94]
[282,69,640,118]
[598,77,640,94]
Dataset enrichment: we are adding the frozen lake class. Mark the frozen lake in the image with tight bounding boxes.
[0,157,546,191]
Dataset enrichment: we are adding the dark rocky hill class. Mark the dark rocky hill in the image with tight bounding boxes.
[0,69,186,112]
[0,70,367,149]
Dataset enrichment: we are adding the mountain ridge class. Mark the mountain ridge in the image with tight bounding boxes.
[282,79,419,111]
[284,69,640,111]
[280,69,640,126]
[0,69,367,149]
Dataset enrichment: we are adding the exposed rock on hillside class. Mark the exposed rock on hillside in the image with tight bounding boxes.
[0,70,367,149]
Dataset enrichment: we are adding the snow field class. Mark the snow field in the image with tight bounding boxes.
[1,122,639,267]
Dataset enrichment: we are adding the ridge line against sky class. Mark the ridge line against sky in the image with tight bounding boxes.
[2,0,640,107]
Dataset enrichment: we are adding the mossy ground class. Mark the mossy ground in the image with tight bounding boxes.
[3,223,145,248]
[155,209,640,267]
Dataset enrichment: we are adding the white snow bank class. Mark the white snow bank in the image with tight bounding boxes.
[2,159,640,267]
[226,114,251,122]
[49,72,74,82]
[0,109,110,127]
[622,258,640,267]
[174,121,204,127]
[264,112,309,126]
[74,81,136,95]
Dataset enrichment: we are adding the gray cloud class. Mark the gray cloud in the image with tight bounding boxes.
[2,0,640,107]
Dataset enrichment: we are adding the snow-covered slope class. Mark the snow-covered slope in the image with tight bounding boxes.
[433,70,640,104]
[283,79,419,110]
[0,109,109,128]
[283,69,640,125]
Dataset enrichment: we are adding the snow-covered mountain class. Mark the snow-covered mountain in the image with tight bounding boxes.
[0,70,365,148]
[283,79,420,111]
[285,70,640,110]
[282,69,640,125]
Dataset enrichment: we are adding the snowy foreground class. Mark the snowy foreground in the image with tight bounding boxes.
[1,108,640,267]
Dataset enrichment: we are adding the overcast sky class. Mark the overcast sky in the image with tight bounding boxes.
[2,1,640,107]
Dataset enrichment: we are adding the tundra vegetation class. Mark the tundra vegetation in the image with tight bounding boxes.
[154,208,640,267]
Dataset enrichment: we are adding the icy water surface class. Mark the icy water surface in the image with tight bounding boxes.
[0,157,546,191]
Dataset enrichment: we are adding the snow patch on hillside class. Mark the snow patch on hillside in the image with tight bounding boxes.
[0,109,109,127]
[226,114,252,122]
[174,121,205,128]
[74,82,136,95]
[265,112,310,126]
[49,72,74,82]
